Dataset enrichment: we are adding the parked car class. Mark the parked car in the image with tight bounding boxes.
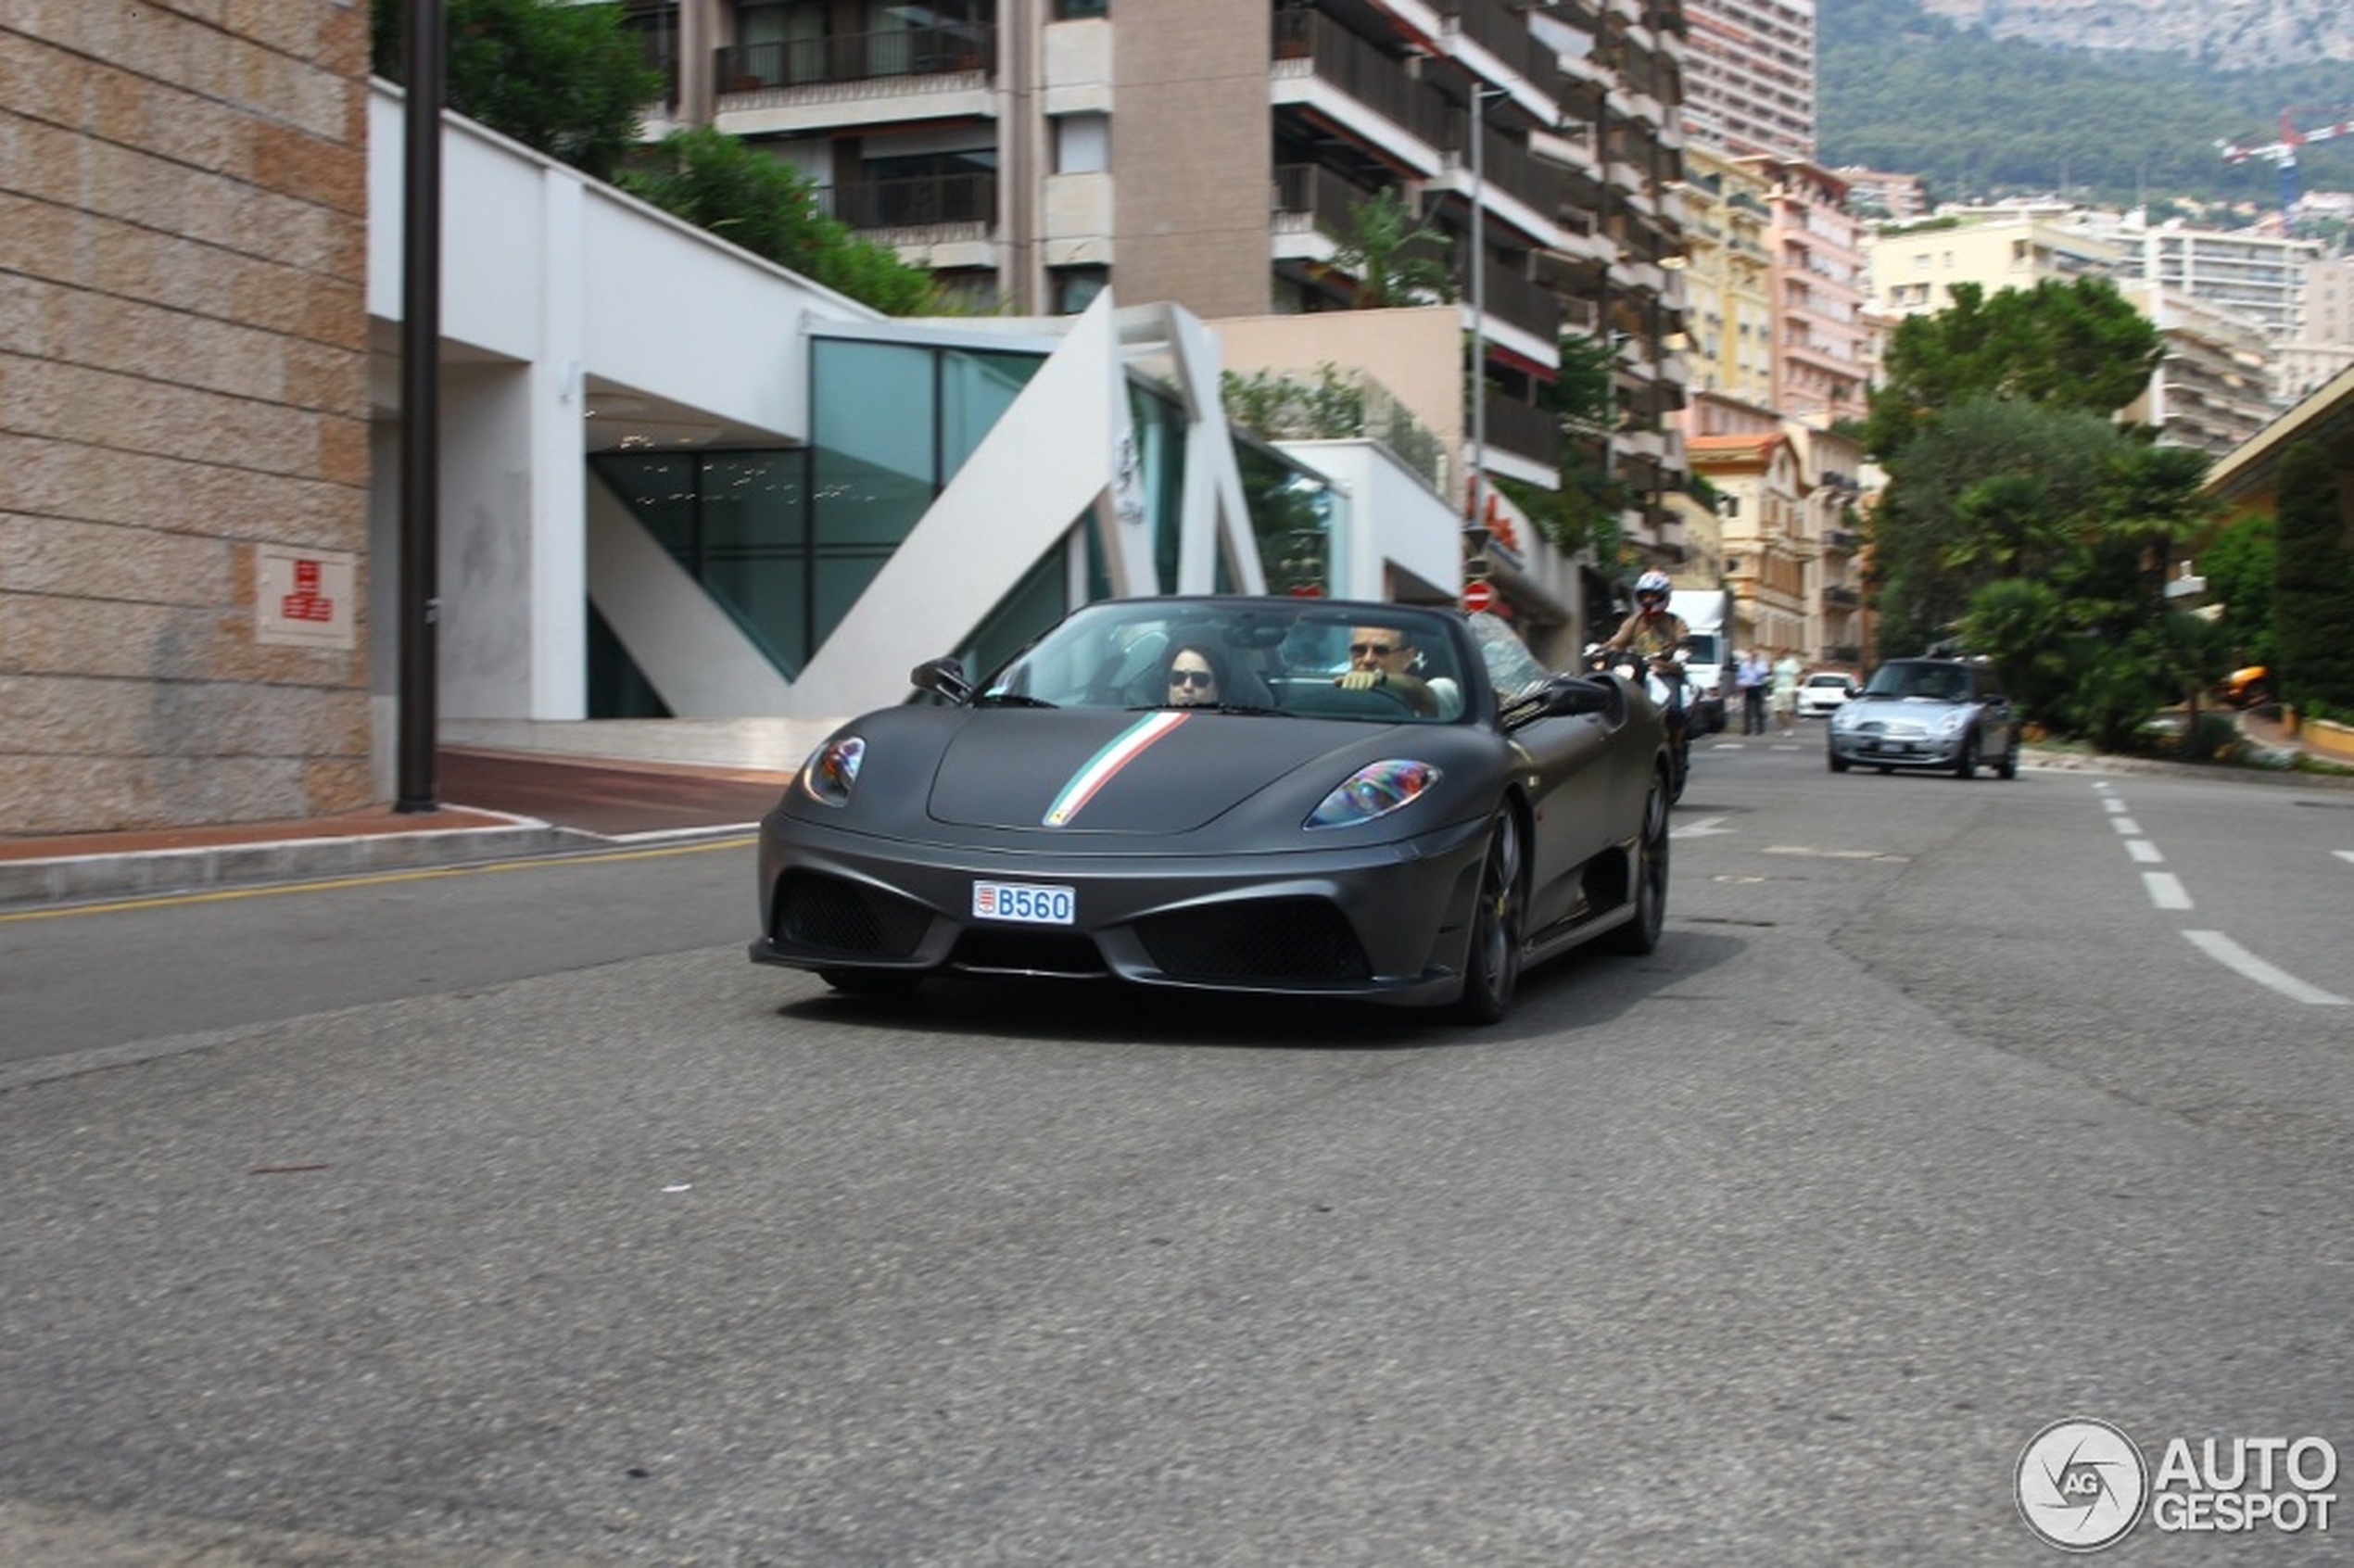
[1795,671,1858,718]
[751,596,1675,1024]
[1827,657,2019,778]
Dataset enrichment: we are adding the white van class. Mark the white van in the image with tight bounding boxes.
[1668,589,1730,731]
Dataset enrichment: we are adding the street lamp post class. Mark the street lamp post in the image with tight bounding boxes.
[396,0,445,814]
[1469,84,1489,538]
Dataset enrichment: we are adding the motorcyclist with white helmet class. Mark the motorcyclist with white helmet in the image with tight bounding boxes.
[1601,571,1696,798]
[1604,570,1689,662]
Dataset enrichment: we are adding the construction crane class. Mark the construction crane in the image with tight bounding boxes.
[2218,107,2354,230]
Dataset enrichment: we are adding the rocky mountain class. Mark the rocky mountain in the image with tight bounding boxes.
[1818,0,2354,211]
[1913,0,2354,74]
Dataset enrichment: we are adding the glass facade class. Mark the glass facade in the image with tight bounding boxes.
[587,332,1308,717]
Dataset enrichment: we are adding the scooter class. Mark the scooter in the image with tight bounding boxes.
[1586,645,1697,802]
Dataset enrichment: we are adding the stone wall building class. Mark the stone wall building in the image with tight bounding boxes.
[3,3,374,836]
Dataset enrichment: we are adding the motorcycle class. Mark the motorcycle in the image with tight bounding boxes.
[1586,644,1699,802]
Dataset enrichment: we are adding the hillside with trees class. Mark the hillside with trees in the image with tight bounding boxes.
[1820,0,2354,224]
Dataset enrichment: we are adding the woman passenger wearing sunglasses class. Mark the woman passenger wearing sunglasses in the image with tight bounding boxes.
[1163,642,1231,708]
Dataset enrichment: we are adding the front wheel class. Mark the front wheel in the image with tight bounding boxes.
[1449,807,1526,1024]
[1995,731,2019,780]
[1828,747,1851,774]
[1952,732,1979,778]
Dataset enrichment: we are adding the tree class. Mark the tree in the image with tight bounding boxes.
[1867,395,2128,653]
[372,2,941,314]
[2198,512,2276,667]
[620,130,942,315]
[1326,189,1455,308]
[1863,279,2162,460]
[2271,441,2354,720]
[373,0,660,183]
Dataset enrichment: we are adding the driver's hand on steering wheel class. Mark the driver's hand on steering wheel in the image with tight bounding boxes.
[1335,669,1387,691]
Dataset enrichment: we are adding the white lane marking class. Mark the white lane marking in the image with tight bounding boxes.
[2144,871,2192,910]
[2110,816,2143,835]
[2183,930,2350,1005]
[2103,798,2127,814]
[2336,851,2354,866]
[1762,845,1909,861]
[2124,839,2165,864]
[1671,816,1735,839]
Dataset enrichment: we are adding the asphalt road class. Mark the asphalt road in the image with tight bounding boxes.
[4,736,2349,1564]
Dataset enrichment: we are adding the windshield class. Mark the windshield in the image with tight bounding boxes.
[1862,662,1970,701]
[980,599,1509,724]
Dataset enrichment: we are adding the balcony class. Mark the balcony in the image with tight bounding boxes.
[1272,9,1453,152]
[833,171,995,243]
[1481,391,1563,470]
[1272,163,1381,246]
[1465,254,1563,345]
[716,24,994,95]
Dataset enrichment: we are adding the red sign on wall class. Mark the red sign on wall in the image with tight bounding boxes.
[256,546,355,650]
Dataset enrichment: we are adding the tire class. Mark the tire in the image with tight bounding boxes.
[1995,731,2019,780]
[1599,771,1670,956]
[1952,732,1978,779]
[1828,748,1851,773]
[1668,737,1690,803]
[1449,807,1526,1024]
[819,967,922,996]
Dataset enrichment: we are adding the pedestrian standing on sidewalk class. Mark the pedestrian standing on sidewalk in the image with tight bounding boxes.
[1736,648,1770,735]
[1771,647,1803,736]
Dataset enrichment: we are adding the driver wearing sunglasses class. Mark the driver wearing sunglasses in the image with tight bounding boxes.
[1335,625,1450,718]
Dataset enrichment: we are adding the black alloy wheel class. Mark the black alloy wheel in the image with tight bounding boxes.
[1449,805,1526,1024]
[1600,771,1670,956]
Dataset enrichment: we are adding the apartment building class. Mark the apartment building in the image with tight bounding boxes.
[2276,253,2354,403]
[1677,0,1813,160]
[1740,154,1868,427]
[1680,393,1863,664]
[624,0,1695,587]
[1671,143,1774,408]
[1867,207,2124,320]
[1836,166,1928,222]
[2117,284,2275,458]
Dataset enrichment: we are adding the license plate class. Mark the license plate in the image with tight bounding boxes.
[972,880,1076,925]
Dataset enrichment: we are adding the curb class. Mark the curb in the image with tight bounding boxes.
[0,822,596,913]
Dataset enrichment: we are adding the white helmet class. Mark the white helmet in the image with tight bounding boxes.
[1634,570,1673,600]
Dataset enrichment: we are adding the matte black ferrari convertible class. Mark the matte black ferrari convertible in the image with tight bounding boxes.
[750,596,1672,1023]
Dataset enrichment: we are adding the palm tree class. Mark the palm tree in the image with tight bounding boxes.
[1328,188,1455,308]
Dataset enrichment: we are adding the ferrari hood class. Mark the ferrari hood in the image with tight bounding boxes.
[926,709,1386,833]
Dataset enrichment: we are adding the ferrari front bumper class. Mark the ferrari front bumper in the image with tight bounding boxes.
[749,809,1495,1005]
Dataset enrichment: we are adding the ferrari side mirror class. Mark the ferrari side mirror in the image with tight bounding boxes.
[910,656,971,703]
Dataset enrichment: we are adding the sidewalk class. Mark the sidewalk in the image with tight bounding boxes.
[0,736,805,913]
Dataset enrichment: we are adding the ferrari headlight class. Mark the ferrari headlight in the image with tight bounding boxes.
[1307,760,1439,829]
[799,736,866,807]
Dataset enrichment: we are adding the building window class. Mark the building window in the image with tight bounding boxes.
[1054,113,1108,174]
[1052,266,1108,315]
[1054,0,1108,17]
